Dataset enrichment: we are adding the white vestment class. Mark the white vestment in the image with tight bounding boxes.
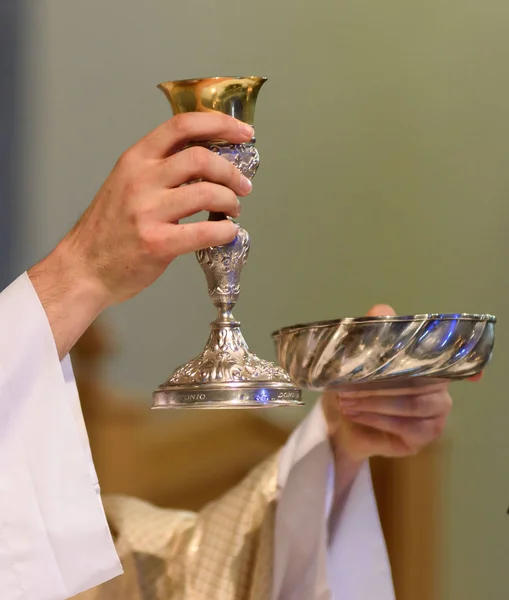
[0,272,395,600]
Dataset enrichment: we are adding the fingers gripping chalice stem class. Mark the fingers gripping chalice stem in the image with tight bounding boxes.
[153,77,302,409]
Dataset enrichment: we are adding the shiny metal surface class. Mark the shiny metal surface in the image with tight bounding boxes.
[158,77,265,180]
[153,76,302,409]
[273,314,496,391]
[157,76,267,125]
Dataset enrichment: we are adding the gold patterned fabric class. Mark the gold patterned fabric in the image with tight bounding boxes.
[73,454,279,600]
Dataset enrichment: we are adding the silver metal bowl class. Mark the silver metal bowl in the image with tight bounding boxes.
[272,314,496,391]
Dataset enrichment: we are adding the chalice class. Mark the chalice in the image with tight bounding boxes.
[153,76,302,409]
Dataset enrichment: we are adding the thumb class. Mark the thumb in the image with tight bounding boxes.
[365,304,397,317]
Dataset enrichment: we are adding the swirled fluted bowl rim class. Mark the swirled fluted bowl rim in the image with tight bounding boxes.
[272,313,497,337]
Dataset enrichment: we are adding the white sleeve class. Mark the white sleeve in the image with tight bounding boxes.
[272,400,395,600]
[0,273,122,600]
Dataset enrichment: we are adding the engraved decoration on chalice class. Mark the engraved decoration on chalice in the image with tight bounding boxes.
[153,76,302,409]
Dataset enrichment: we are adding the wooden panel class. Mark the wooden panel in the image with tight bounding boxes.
[372,443,444,600]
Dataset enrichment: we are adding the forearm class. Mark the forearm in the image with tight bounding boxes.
[28,240,108,360]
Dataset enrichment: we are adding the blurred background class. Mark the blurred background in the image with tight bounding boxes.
[2,0,509,598]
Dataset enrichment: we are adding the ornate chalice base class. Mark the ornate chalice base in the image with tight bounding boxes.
[153,77,301,409]
[153,321,302,409]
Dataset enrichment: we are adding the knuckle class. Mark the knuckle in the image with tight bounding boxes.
[430,417,446,439]
[442,392,453,415]
[194,182,214,205]
[124,177,145,199]
[409,395,425,417]
[216,185,236,207]
[181,182,213,210]
[188,145,212,171]
[400,419,424,447]
[226,186,238,206]
[116,147,140,171]
[116,149,131,168]
[192,222,211,248]
[142,228,178,263]
[413,419,430,439]
[169,113,191,135]
[133,199,155,224]
[139,226,163,255]
[407,418,443,449]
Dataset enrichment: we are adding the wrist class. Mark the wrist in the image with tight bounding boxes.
[321,392,365,498]
[332,447,364,492]
[28,239,110,359]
